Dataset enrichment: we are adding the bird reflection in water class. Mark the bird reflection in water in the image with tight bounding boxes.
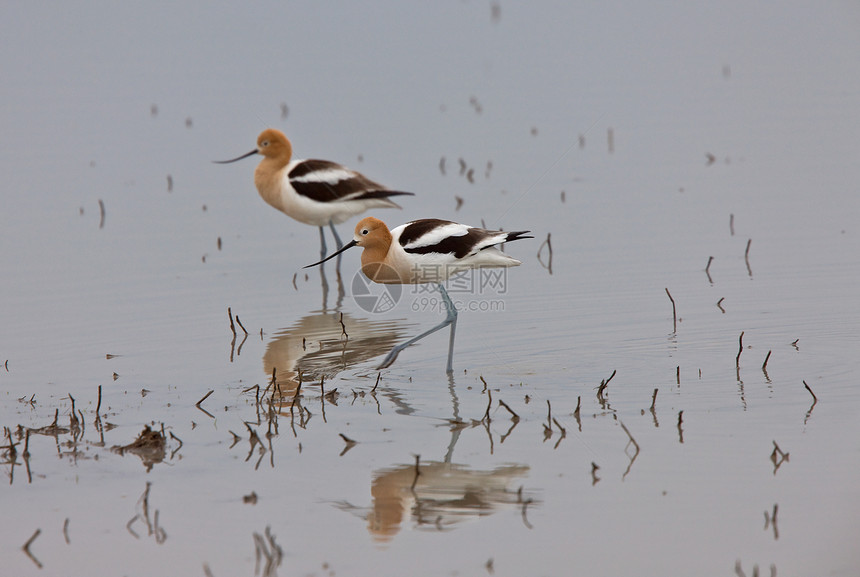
[336,461,536,542]
[262,311,410,406]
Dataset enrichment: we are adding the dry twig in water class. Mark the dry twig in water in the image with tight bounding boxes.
[227,307,237,337]
[771,441,790,474]
[339,433,357,456]
[597,369,616,399]
[665,288,677,333]
[197,390,214,407]
[22,528,42,568]
[235,315,249,335]
[536,233,553,274]
[498,399,519,421]
[803,380,818,404]
[736,331,745,366]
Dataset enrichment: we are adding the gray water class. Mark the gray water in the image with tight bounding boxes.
[2,2,859,576]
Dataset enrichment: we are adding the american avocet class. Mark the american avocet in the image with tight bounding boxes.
[215,129,414,258]
[305,217,532,372]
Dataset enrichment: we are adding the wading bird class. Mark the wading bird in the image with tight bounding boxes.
[216,129,414,258]
[306,217,531,372]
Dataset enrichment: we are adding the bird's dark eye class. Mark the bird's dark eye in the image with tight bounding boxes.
[261,140,269,147]
[361,229,369,235]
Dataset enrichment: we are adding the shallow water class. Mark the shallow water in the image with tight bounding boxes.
[2,2,860,576]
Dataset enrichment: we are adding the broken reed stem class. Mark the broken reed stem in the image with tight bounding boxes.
[498,399,520,421]
[227,307,237,337]
[650,388,658,411]
[745,238,752,259]
[23,528,42,548]
[574,396,581,416]
[196,390,214,407]
[736,331,744,365]
[665,288,677,333]
[235,315,249,336]
[771,440,789,461]
[536,233,553,273]
[802,380,817,403]
[22,528,42,568]
[479,375,488,393]
[483,389,493,422]
[546,399,552,428]
[96,385,102,416]
[762,350,772,370]
[169,431,183,449]
[605,369,617,386]
[597,369,617,398]
[705,256,714,274]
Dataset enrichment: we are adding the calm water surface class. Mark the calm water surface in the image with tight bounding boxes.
[2,2,859,576]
